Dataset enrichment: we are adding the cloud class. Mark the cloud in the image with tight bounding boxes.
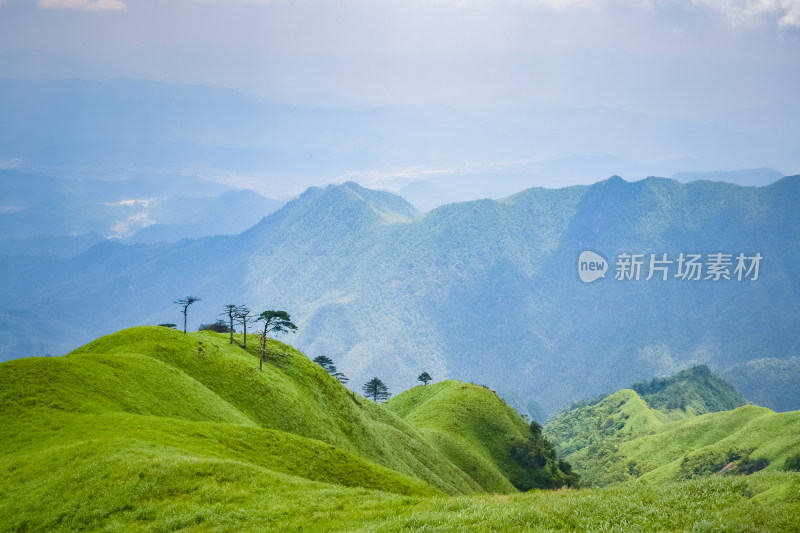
[358,0,800,27]
[691,0,800,27]
[38,0,127,11]
[191,0,800,28]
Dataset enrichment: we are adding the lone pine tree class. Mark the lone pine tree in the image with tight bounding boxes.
[362,377,390,402]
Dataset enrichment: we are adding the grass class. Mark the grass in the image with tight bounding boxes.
[1,326,799,531]
[55,327,480,494]
[4,458,797,531]
[546,387,800,487]
[386,380,536,493]
[345,472,800,532]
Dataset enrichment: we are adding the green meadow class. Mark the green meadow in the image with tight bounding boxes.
[1,326,798,531]
[545,380,800,487]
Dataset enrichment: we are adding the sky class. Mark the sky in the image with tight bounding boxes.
[2,0,798,109]
[1,0,799,192]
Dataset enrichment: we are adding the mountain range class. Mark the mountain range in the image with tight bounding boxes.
[1,176,799,413]
[0,77,792,206]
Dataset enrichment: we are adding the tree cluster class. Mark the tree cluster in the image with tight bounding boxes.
[198,320,231,333]
[784,454,800,472]
[508,421,581,490]
[172,296,297,372]
[173,297,441,401]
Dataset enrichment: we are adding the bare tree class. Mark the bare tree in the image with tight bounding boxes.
[235,306,253,349]
[174,296,201,334]
[256,310,297,371]
[221,304,243,344]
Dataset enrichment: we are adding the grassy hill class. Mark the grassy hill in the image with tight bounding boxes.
[545,365,748,459]
[545,389,665,458]
[2,344,799,533]
[0,326,578,530]
[387,381,577,492]
[1,327,798,530]
[545,383,800,487]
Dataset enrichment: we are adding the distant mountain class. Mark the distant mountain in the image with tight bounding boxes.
[0,169,282,242]
[1,178,799,414]
[126,190,284,244]
[671,168,783,187]
[0,233,105,258]
[722,357,800,413]
[3,77,797,206]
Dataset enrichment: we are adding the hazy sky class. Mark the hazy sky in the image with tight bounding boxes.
[2,0,799,111]
[1,0,799,189]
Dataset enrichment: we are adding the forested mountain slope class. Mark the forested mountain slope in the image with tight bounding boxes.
[1,177,799,412]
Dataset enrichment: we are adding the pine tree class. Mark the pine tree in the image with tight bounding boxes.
[362,377,390,402]
[255,310,297,371]
[313,356,349,384]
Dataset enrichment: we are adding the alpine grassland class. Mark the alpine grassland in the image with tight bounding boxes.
[1,326,799,531]
[545,369,800,487]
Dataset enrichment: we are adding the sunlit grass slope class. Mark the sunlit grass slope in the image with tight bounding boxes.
[621,405,800,482]
[61,326,482,494]
[387,380,534,493]
[343,472,800,533]
[546,387,800,487]
[0,325,536,530]
[1,326,799,531]
[545,389,665,457]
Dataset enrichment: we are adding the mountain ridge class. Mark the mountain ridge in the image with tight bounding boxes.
[1,176,799,413]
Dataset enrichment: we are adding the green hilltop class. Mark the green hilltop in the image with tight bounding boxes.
[545,368,800,487]
[0,326,579,531]
[387,381,578,492]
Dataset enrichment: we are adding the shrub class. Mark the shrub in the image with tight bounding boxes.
[677,448,746,479]
[731,456,769,475]
[198,320,231,333]
[783,454,800,472]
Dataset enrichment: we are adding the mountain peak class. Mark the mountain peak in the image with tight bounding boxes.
[315,181,420,223]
